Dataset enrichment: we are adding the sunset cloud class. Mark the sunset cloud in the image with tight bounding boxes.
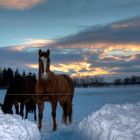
[51,16,140,48]
[0,0,140,81]
[0,0,45,10]
[98,43,140,61]
[0,16,140,79]
[26,61,110,77]
[0,43,139,79]
[27,61,92,73]
[10,39,55,51]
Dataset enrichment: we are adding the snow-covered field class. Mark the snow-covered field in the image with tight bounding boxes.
[0,86,140,140]
[79,103,140,140]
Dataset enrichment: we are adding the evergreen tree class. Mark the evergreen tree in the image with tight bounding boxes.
[15,69,19,76]
[22,70,26,77]
[7,68,14,85]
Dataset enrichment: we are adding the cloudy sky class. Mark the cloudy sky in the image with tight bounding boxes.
[0,0,140,81]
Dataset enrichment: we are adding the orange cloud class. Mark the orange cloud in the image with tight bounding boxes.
[24,42,140,77]
[103,43,140,53]
[57,42,140,61]
[71,68,109,77]
[23,39,53,45]
[26,64,38,69]
[10,39,55,51]
[26,62,92,72]
[56,41,140,52]
[0,0,44,10]
[26,61,110,77]
[99,43,140,61]
[51,62,92,73]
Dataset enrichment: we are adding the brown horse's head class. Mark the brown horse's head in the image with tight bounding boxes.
[38,49,50,79]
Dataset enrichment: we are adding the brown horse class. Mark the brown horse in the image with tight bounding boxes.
[36,49,74,131]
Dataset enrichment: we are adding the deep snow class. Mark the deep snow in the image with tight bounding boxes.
[79,103,140,140]
[0,86,140,140]
[0,109,41,140]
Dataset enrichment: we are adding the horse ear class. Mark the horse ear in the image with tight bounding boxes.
[46,49,50,56]
[38,49,42,56]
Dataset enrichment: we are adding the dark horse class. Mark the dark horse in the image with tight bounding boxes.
[24,74,37,121]
[0,74,37,121]
[0,74,25,115]
[36,49,74,131]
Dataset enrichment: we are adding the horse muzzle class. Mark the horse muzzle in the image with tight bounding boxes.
[41,72,48,79]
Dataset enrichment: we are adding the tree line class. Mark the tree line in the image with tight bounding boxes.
[113,76,140,86]
[73,76,105,87]
[73,75,140,87]
[0,67,140,88]
[0,68,36,88]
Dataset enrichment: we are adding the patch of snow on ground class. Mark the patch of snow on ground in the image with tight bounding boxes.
[79,103,140,140]
[0,109,41,140]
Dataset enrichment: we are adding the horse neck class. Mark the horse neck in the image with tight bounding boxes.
[38,70,42,79]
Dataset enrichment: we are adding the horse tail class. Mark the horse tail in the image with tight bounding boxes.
[62,102,67,124]
[61,75,74,124]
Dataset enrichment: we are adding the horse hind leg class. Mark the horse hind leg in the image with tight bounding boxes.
[66,101,73,125]
[51,101,57,131]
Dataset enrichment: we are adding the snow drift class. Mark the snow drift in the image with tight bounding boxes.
[0,109,41,140]
[79,103,140,140]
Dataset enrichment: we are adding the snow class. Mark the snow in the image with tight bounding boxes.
[1,86,140,140]
[0,109,41,140]
[0,89,6,103]
[79,103,140,140]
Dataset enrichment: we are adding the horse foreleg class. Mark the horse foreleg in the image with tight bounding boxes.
[20,102,24,118]
[38,101,44,130]
[14,103,19,115]
[51,102,57,131]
